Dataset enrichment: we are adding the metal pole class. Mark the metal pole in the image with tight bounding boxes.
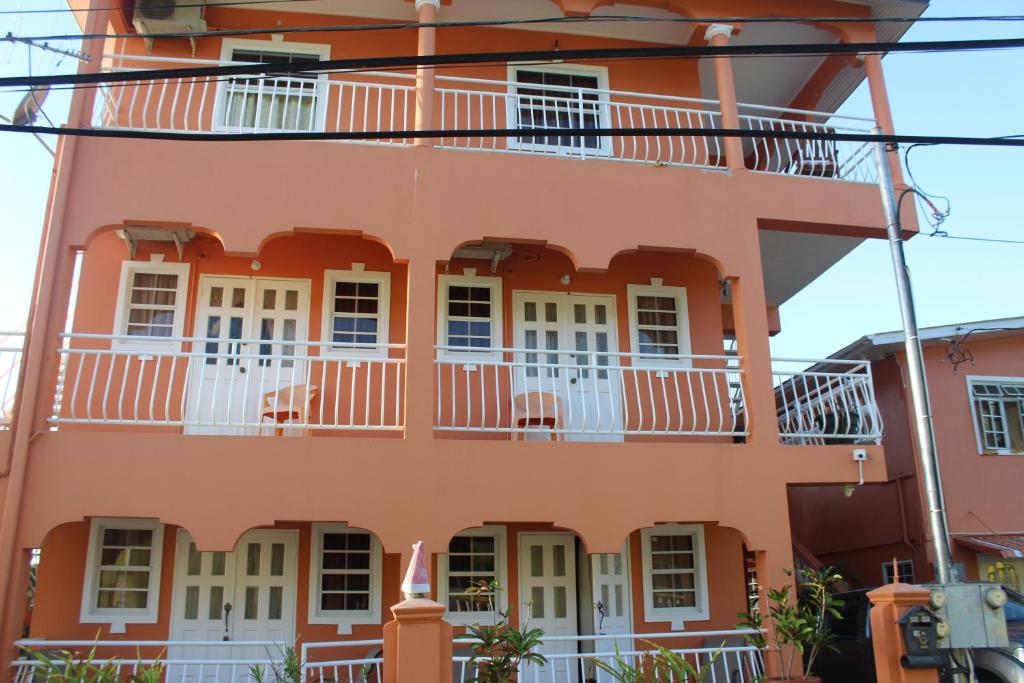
[871,127,954,585]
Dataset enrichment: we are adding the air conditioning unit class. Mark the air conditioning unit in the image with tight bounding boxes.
[133,0,208,54]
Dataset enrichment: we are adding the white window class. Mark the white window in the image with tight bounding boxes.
[507,64,609,155]
[217,39,330,133]
[640,524,709,627]
[436,274,503,360]
[112,261,189,350]
[321,270,391,357]
[307,523,382,634]
[968,378,1024,454]
[81,518,164,632]
[627,284,692,366]
[881,559,915,584]
[437,525,507,626]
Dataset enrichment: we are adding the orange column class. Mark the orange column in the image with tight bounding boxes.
[728,272,779,447]
[415,0,440,146]
[867,584,941,683]
[705,24,745,171]
[861,53,905,185]
[402,254,438,441]
[383,597,453,683]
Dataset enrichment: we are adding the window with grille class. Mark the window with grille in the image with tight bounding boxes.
[221,44,326,132]
[640,524,708,623]
[323,271,391,356]
[82,519,164,626]
[437,275,502,358]
[969,379,1024,453]
[881,559,916,584]
[512,68,604,151]
[438,526,507,625]
[627,284,691,365]
[308,524,382,630]
[114,262,189,349]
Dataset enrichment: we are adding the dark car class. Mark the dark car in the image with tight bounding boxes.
[811,588,1024,683]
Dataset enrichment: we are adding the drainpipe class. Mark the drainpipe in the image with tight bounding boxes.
[704,24,745,171]
[414,0,440,147]
[0,0,111,663]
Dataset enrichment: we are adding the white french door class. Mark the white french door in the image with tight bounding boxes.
[512,291,622,441]
[518,533,578,680]
[590,542,633,678]
[186,276,310,435]
[169,529,298,680]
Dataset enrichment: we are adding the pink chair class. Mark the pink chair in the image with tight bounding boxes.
[512,391,563,441]
[259,384,319,436]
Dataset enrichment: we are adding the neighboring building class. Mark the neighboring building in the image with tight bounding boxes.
[789,318,1024,591]
[0,0,926,675]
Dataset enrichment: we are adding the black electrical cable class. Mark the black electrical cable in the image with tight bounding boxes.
[4,37,1024,89]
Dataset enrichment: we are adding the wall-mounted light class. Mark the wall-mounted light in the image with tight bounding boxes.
[560,274,571,285]
[251,260,262,271]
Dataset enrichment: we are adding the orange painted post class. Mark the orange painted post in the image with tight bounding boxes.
[861,53,905,185]
[415,0,440,147]
[867,583,941,683]
[383,598,453,683]
[705,24,745,171]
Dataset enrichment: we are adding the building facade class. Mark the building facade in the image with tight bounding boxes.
[0,0,925,676]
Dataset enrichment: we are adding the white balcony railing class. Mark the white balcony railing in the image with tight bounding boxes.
[0,331,25,429]
[773,357,883,444]
[12,639,383,682]
[52,333,405,432]
[454,629,763,683]
[435,347,746,438]
[90,55,879,182]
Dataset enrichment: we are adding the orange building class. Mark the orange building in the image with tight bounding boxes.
[0,0,926,677]
[789,318,1024,592]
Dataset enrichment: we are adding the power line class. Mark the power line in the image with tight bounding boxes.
[4,37,1024,89]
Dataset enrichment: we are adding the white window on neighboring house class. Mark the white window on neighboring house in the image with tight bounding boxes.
[437,526,507,626]
[626,284,692,366]
[321,270,391,357]
[881,559,915,584]
[218,40,330,132]
[507,65,609,154]
[307,523,382,634]
[640,524,709,627]
[968,378,1024,454]
[113,261,190,350]
[81,519,164,632]
[436,275,503,360]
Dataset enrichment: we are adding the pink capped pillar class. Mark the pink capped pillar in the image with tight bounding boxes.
[705,23,745,171]
[415,0,440,146]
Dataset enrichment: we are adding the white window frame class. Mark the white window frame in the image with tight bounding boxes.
[214,38,331,134]
[80,518,164,633]
[320,270,391,359]
[505,63,611,156]
[437,525,508,626]
[626,284,693,367]
[966,376,1024,455]
[639,524,709,628]
[881,559,915,584]
[307,523,383,635]
[436,274,504,361]
[112,260,190,352]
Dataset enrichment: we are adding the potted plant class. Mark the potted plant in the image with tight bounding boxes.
[455,580,546,683]
[736,566,845,682]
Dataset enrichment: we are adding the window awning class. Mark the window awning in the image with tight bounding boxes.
[954,534,1024,559]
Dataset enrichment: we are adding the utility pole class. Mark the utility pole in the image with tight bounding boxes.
[871,129,955,586]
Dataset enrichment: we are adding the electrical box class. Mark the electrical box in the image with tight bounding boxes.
[926,583,1010,649]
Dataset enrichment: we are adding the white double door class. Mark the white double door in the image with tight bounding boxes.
[512,292,623,440]
[169,529,298,680]
[518,534,632,681]
[186,276,310,434]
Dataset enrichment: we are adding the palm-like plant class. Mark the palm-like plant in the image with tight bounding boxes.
[21,642,165,682]
[590,641,722,683]
[455,580,547,683]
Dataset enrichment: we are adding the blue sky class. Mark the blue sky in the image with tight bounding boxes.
[0,1,1020,356]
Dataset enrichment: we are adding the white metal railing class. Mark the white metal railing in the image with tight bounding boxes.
[454,629,763,683]
[0,331,25,429]
[301,639,384,682]
[773,357,883,444]
[13,639,383,682]
[94,54,416,143]
[435,347,746,437]
[739,103,878,183]
[436,74,726,169]
[52,333,405,432]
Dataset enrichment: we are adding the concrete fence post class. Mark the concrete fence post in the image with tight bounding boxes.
[867,583,941,683]
[383,597,453,683]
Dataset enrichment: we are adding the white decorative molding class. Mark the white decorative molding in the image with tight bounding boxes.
[415,0,441,11]
[704,24,734,42]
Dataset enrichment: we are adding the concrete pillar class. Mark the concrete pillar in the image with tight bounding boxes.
[402,255,437,440]
[861,53,905,185]
[383,598,453,683]
[705,24,745,171]
[867,583,941,683]
[414,0,440,146]
[751,505,798,678]
[728,273,778,447]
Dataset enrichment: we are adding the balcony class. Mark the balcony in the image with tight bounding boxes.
[0,331,24,430]
[93,54,879,184]
[772,358,883,445]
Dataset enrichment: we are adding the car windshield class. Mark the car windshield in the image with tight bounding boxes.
[1006,592,1024,622]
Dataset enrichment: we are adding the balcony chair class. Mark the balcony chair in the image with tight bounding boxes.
[512,391,563,441]
[259,384,318,436]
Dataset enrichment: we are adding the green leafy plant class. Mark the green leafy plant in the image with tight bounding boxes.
[21,642,165,683]
[589,641,723,683]
[736,566,845,680]
[455,580,547,683]
[249,642,304,683]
